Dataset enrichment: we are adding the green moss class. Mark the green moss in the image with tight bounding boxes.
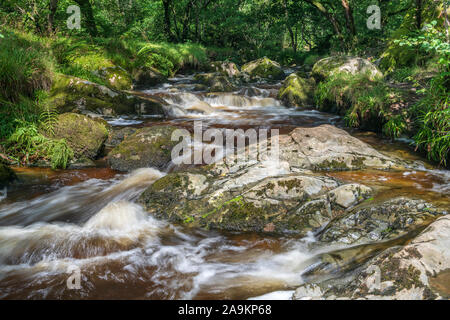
[151,174,184,192]
[277,73,315,107]
[241,57,284,80]
[51,113,108,160]
[315,159,350,171]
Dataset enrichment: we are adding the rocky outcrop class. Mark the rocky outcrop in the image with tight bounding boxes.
[138,124,407,234]
[312,56,383,82]
[139,167,373,235]
[277,73,315,107]
[132,66,167,89]
[105,127,138,148]
[318,198,440,245]
[241,58,285,80]
[297,214,450,300]
[48,74,166,117]
[194,73,237,92]
[279,125,403,171]
[107,125,179,172]
[52,113,109,160]
[209,61,240,78]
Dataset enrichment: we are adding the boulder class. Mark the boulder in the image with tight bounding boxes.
[209,61,241,77]
[312,56,383,82]
[0,163,16,186]
[52,113,109,160]
[194,73,236,92]
[319,198,441,245]
[277,73,315,107]
[105,127,138,148]
[241,57,285,80]
[132,66,167,89]
[94,66,133,91]
[138,124,406,234]
[138,168,373,235]
[107,125,179,172]
[48,74,166,117]
[314,215,450,300]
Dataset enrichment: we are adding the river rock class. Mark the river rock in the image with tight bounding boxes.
[0,163,16,186]
[318,198,441,245]
[52,113,109,160]
[132,66,167,89]
[194,73,236,92]
[48,74,166,117]
[139,165,374,234]
[107,125,179,172]
[312,56,383,82]
[209,61,240,78]
[279,125,403,171]
[277,73,315,107]
[94,66,133,91]
[241,57,285,80]
[314,215,450,300]
[105,127,138,148]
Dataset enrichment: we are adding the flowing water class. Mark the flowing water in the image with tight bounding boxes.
[0,71,448,299]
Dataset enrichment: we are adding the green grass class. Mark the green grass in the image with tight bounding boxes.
[411,73,449,166]
[315,73,406,135]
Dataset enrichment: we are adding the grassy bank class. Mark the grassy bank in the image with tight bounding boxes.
[0,27,210,168]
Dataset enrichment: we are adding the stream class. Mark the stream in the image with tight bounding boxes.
[0,71,449,299]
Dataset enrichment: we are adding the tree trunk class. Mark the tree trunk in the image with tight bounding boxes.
[48,0,59,34]
[74,0,98,36]
[341,0,355,36]
[162,0,175,41]
[282,0,297,53]
[415,0,423,29]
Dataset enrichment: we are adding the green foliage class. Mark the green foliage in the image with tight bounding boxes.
[411,74,449,166]
[137,42,208,76]
[7,121,73,169]
[395,21,450,67]
[315,73,406,134]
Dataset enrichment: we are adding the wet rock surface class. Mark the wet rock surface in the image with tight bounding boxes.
[52,113,109,160]
[277,73,315,107]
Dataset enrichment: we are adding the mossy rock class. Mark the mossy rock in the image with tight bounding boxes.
[209,61,241,77]
[132,66,167,89]
[107,125,179,172]
[241,57,285,80]
[52,113,109,160]
[0,163,16,186]
[194,73,236,92]
[47,74,165,117]
[94,66,133,91]
[312,56,383,82]
[277,73,315,107]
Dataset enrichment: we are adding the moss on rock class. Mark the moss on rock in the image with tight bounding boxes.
[312,56,383,82]
[48,74,165,117]
[277,73,315,107]
[107,125,179,172]
[241,57,285,80]
[95,66,133,91]
[51,113,109,160]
